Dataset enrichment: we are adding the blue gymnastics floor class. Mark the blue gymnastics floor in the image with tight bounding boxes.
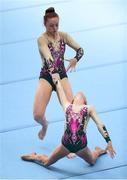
[0,0,127,179]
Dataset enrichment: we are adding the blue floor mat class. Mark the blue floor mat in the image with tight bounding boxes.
[0,109,127,179]
[0,62,126,132]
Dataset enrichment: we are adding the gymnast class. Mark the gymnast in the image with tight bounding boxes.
[33,7,84,141]
[21,73,116,167]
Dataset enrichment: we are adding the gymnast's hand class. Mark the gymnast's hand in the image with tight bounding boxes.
[106,141,116,159]
[51,73,60,84]
[66,58,77,72]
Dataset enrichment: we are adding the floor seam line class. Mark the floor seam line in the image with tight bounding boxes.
[0,60,127,86]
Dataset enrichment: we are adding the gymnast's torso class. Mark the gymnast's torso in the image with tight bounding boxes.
[62,104,89,153]
[37,31,84,76]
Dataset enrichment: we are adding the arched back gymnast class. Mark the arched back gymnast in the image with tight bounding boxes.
[21,74,116,167]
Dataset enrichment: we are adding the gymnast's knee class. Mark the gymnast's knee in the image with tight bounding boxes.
[88,158,96,166]
[33,111,44,123]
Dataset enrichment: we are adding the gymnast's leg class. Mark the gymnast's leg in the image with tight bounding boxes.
[76,146,107,165]
[21,144,70,167]
[33,79,52,140]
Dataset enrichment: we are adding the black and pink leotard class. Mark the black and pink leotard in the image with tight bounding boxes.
[62,104,111,153]
[37,32,84,90]
[62,104,88,153]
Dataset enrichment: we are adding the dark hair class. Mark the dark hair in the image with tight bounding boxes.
[44,7,59,24]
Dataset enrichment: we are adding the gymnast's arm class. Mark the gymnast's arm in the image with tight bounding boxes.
[52,74,70,110]
[64,32,84,62]
[89,105,116,158]
[37,35,56,72]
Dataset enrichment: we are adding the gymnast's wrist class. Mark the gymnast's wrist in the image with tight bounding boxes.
[107,140,112,146]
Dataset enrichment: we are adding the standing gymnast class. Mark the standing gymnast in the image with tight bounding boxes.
[33,7,84,141]
[21,74,116,167]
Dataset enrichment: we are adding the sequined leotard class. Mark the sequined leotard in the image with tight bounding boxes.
[62,104,111,153]
[62,105,88,153]
[37,32,84,90]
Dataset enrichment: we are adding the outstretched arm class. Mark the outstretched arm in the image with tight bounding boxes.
[51,73,70,110]
[89,105,116,158]
[37,36,57,73]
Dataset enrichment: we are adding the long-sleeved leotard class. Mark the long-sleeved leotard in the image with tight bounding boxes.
[37,32,84,90]
[86,107,111,143]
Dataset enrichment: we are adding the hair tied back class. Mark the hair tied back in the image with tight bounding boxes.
[45,7,55,15]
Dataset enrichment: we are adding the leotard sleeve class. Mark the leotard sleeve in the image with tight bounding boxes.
[63,32,84,62]
[90,106,111,143]
[37,35,55,70]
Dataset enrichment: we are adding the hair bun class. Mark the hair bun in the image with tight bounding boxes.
[45,7,55,14]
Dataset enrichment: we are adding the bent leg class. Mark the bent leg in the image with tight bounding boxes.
[21,144,70,167]
[76,146,107,165]
[44,144,70,166]
[33,79,52,140]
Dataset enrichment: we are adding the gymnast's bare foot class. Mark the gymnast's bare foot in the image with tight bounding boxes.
[21,152,37,161]
[38,123,48,140]
[95,146,107,156]
[67,153,76,159]
[21,152,48,164]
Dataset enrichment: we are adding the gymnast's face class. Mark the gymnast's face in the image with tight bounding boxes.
[45,17,59,36]
[73,92,87,105]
